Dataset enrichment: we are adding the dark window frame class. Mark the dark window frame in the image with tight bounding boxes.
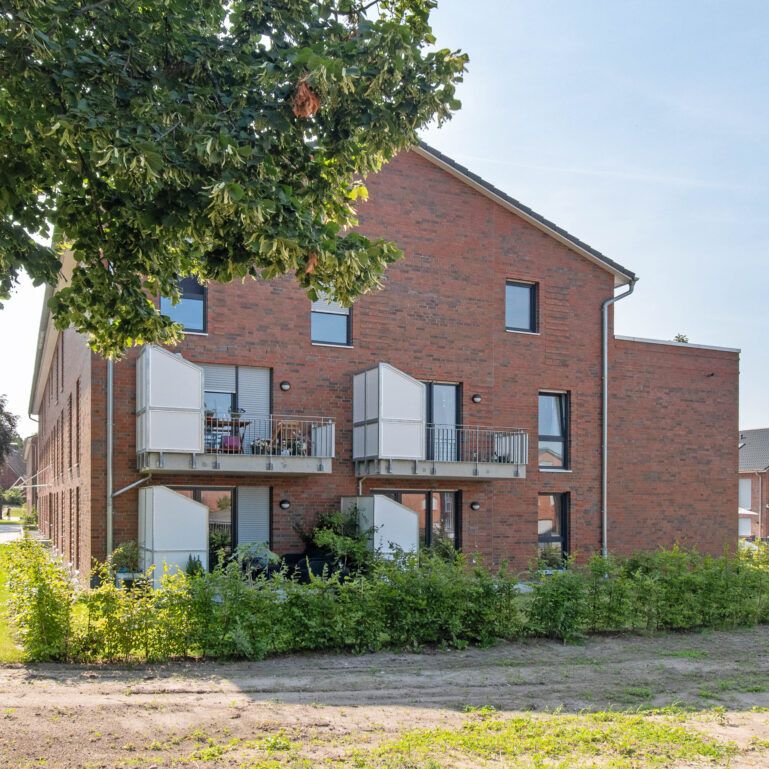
[505,280,538,333]
[160,277,208,333]
[311,304,352,346]
[424,382,462,462]
[538,391,570,469]
[537,491,570,562]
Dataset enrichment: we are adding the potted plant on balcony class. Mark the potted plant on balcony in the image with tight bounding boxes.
[109,540,143,587]
[251,438,273,455]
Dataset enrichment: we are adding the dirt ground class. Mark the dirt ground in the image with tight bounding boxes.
[1,626,769,768]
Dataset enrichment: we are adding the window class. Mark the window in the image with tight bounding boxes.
[160,277,206,332]
[538,493,569,566]
[739,478,753,509]
[374,490,461,549]
[311,297,351,345]
[75,379,81,465]
[539,392,569,468]
[505,281,537,333]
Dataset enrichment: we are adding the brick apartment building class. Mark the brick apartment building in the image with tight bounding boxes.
[739,429,769,538]
[26,144,739,581]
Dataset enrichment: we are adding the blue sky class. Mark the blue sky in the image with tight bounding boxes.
[1,0,767,436]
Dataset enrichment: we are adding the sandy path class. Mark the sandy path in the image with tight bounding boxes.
[1,626,769,767]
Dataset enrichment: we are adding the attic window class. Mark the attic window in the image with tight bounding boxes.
[160,278,206,333]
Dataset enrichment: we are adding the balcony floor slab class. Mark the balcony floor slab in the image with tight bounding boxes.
[138,452,333,476]
[353,458,526,480]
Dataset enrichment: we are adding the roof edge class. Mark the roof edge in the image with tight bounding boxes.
[615,335,740,354]
[414,142,637,287]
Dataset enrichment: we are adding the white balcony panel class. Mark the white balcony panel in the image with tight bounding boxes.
[312,422,336,458]
[352,363,425,461]
[139,485,208,585]
[141,410,204,454]
[342,494,418,556]
[365,368,379,421]
[365,421,379,457]
[380,364,425,422]
[136,345,203,454]
[381,421,424,459]
[352,371,366,424]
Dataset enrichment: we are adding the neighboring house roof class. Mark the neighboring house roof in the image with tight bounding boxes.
[739,428,769,471]
[0,446,25,488]
[416,142,637,287]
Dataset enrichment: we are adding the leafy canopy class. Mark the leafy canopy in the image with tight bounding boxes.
[0,395,20,467]
[0,0,466,356]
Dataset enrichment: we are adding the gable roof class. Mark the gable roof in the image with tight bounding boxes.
[739,428,769,472]
[415,142,637,287]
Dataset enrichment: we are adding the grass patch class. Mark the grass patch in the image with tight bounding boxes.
[0,545,23,663]
[665,649,709,659]
[370,711,736,769]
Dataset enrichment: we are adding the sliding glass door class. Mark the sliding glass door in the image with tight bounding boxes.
[427,383,459,461]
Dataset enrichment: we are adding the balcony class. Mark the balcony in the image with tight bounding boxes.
[136,346,334,476]
[352,363,528,480]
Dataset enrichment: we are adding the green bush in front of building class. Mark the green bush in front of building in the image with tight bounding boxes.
[2,537,769,662]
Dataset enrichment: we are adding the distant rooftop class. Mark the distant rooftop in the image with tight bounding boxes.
[739,428,769,472]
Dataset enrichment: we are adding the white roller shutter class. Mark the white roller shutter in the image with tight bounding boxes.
[202,364,236,392]
[237,487,270,546]
[237,367,270,414]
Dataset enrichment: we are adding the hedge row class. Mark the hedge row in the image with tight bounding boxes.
[3,538,769,662]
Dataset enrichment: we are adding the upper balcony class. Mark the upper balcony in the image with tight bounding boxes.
[136,346,334,475]
[352,364,528,480]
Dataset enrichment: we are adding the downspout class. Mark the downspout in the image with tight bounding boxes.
[601,278,637,557]
[106,359,114,557]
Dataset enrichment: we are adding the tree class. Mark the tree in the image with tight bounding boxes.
[673,333,689,343]
[1,0,467,357]
[0,395,20,467]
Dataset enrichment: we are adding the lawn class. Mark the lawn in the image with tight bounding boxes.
[0,545,23,662]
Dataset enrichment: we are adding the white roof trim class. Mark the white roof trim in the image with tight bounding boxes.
[615,335,740,354]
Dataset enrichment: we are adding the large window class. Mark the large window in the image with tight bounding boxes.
[160,277,206,332]
[311,297,351,345]
[739,478,753,509]
[538,493,569,566]
[505,281,538,333]
[538,392,569,469]
[374,490,460,549]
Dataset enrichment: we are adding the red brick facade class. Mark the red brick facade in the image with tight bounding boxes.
[608,338,738,554]
[30,149,740,578]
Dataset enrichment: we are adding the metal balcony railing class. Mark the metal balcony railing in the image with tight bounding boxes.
[204,413,335,458]
[426,424,528,465]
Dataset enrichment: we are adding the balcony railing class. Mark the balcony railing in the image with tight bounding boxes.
[426,424,528,465]
[204,413,335,458]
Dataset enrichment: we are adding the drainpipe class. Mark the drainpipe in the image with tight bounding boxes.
[106,359,114,557]
[601,278,637,557]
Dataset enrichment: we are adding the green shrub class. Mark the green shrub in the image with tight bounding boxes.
[6,538,769,663]
[108,540,139,574]
[526,562,588,642]
[4,538,74,660]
